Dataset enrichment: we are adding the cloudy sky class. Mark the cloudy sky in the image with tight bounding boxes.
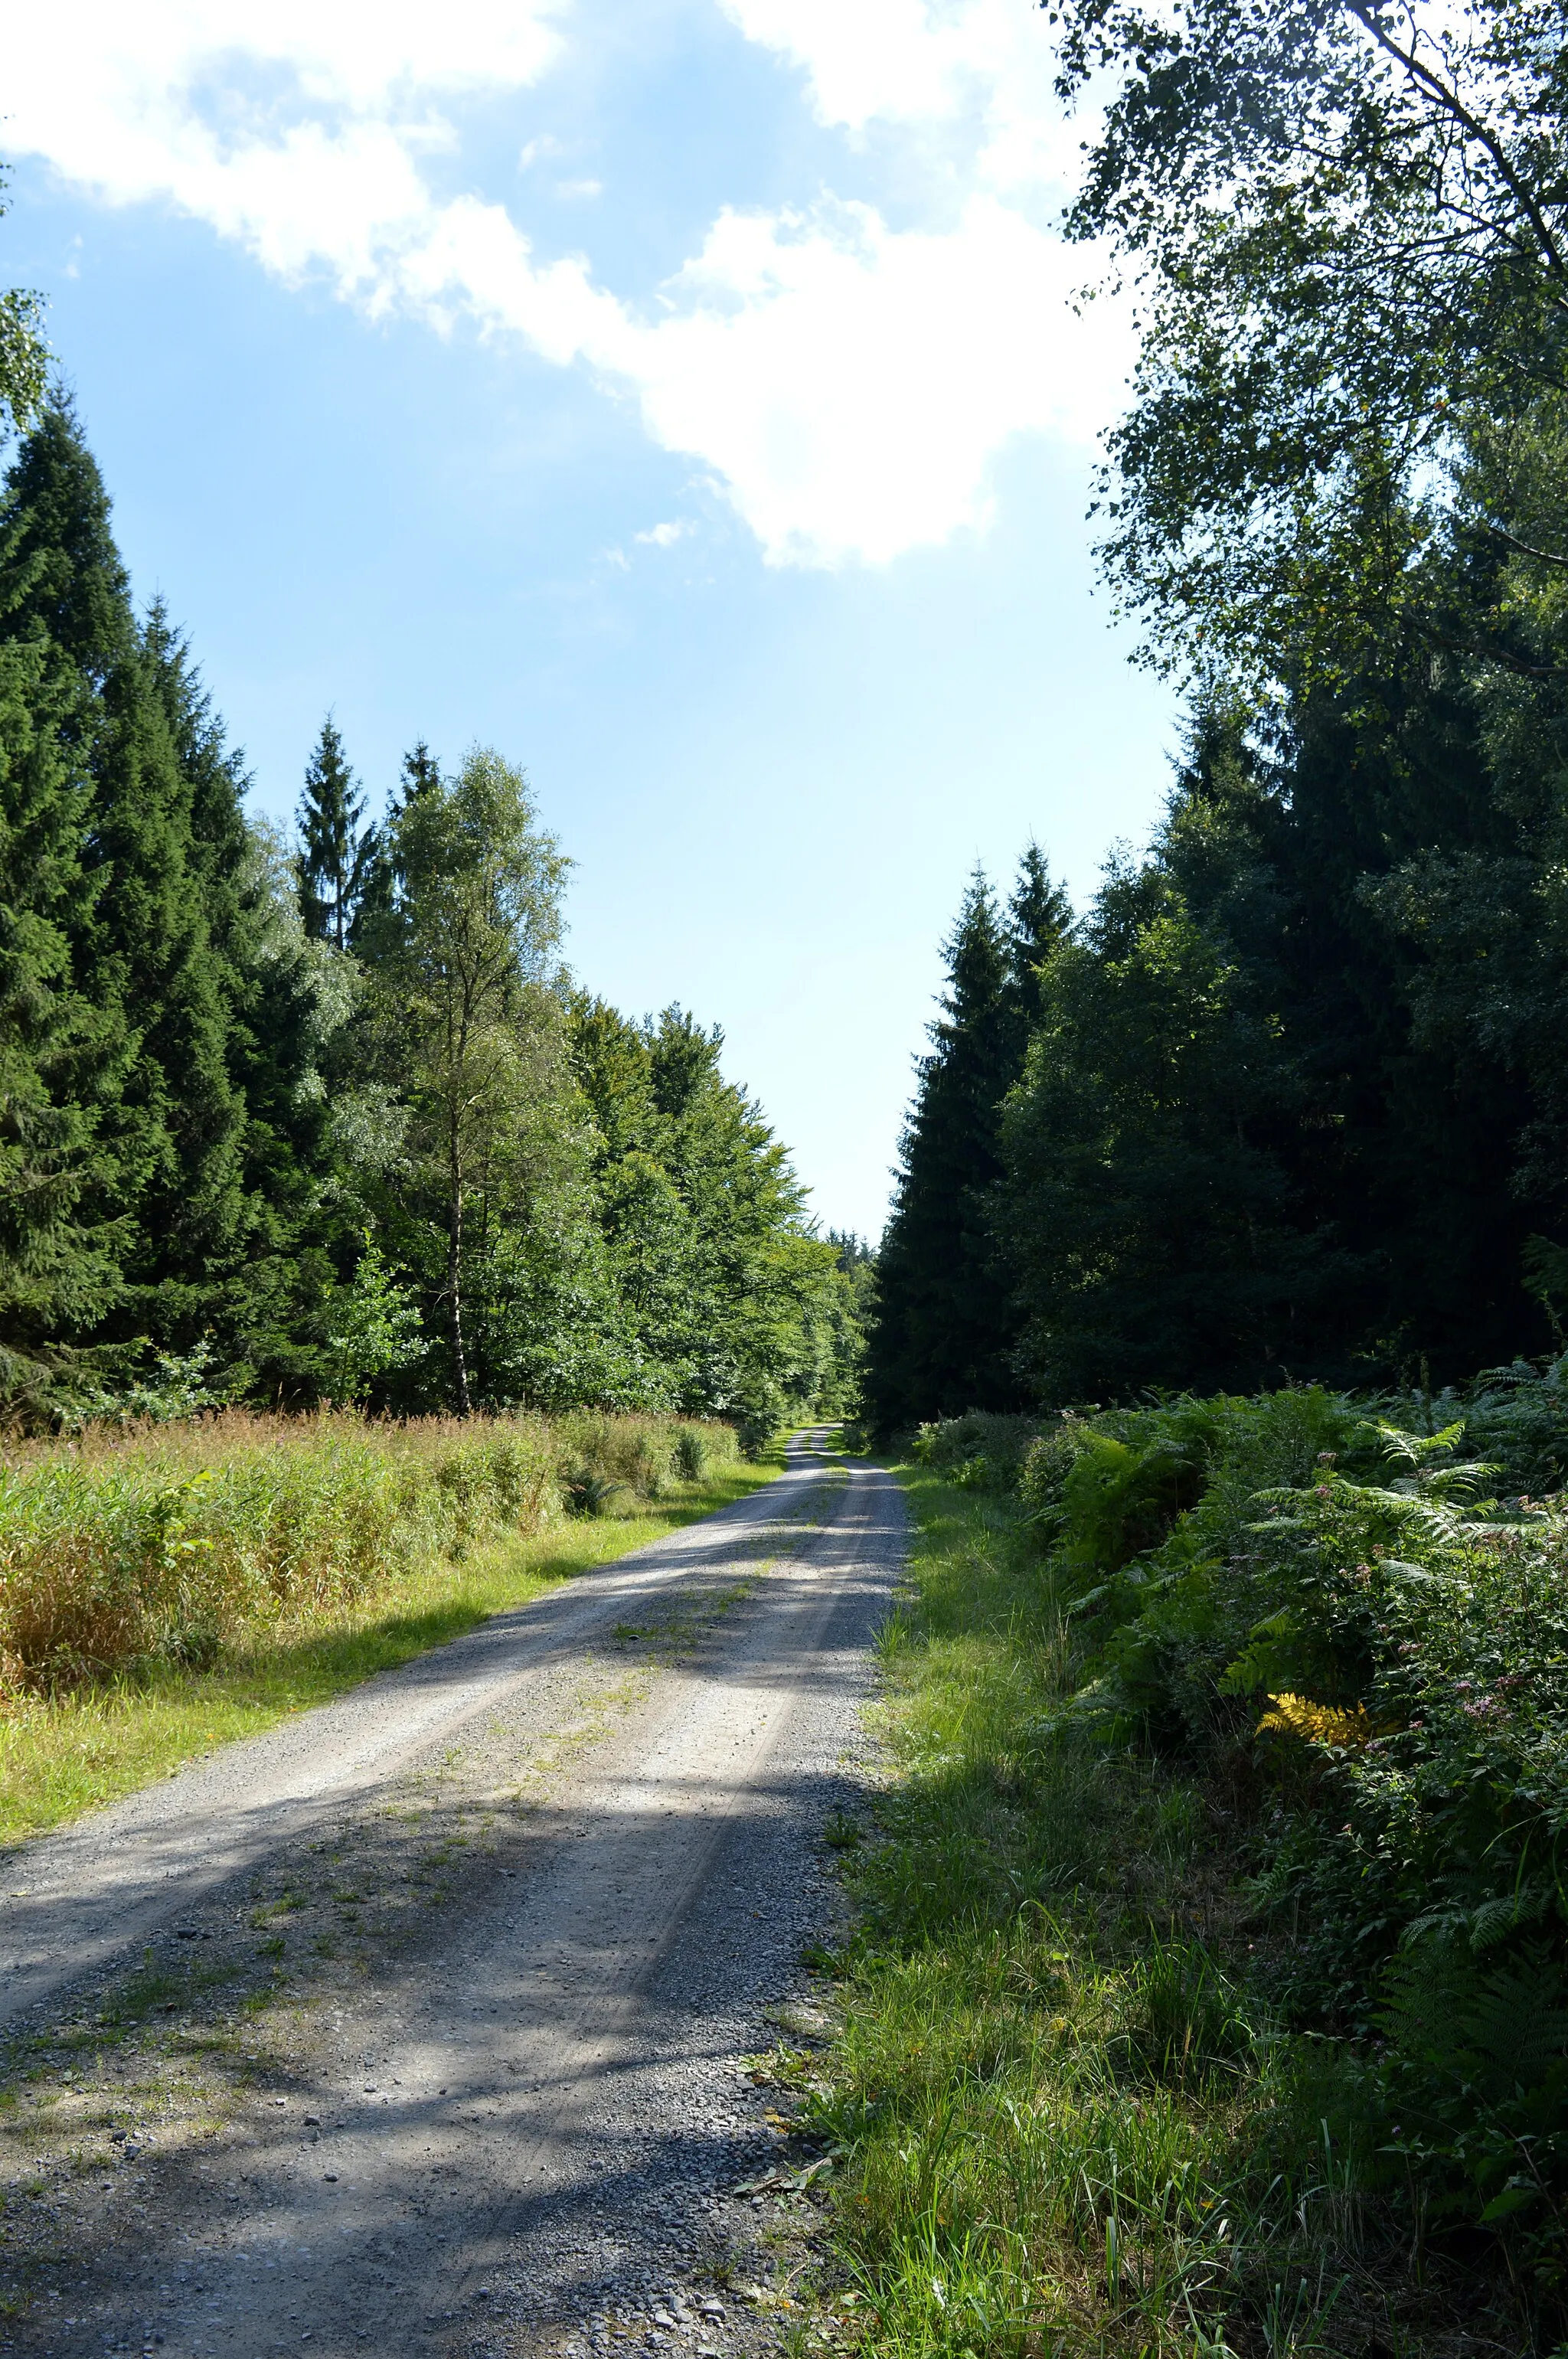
[5,0,1175,1239]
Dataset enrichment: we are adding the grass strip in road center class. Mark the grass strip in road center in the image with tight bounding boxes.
[0,1449,786,1852]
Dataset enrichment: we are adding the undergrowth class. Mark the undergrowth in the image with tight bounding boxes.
[806,1454,1550,2358]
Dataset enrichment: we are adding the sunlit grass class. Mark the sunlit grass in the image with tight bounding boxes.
[801,1466,1505,2358]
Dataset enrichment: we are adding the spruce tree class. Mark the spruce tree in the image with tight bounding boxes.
[143,604,334,1387]
[1004,842,1074,1034]
[298,717,369,950]
[352,740,439,946]
[0,627,124,1390]
[0,402,249,1351]
[865,872,1027,1432]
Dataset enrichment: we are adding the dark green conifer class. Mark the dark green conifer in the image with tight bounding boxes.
[298,717,369,949]
[865,871,1026,1432]
[352,740,439,946]
[0,629,124,1390]
[0,402,250,1350]
[143,604,335,1388]
[1002,840,1074,1050]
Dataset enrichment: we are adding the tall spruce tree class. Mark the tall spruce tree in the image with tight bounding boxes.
[298,717,368,951]
[0,403,249,1353]
[865,871,1026,1432]
[1001,840,1074,1057]
[0,615,124,1390]
[142,603,334,1387]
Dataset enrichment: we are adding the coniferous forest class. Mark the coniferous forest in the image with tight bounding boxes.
[866,699,1567,1429]
[0,394,859,1436]
[866,0,1568,1436]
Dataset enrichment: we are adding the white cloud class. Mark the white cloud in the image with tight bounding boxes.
[6,0,565,301]
[713,0,1089,191]
[5,0,1125,567]
[635,521,692,547]
[599,200,1125,567]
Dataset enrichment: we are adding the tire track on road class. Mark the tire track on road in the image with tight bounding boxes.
[0,1436,904,2359]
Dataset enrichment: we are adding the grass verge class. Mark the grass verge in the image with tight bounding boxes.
[792,1462,1529,2359]
[0,1449,781,1850]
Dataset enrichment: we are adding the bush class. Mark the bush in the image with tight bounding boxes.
[912,1411,1044,1488]
[675,1427,708,1479]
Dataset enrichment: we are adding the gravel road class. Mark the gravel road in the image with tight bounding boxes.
[0,1435,904,2359]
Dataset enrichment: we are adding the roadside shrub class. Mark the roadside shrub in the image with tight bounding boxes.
[675,1427,708,1479]
[552,1412,739,1498]
[995,1371,1568,2298]
[732,1379,786,1459]
[913,1412,1042,1488]
[562,1469,626,1518]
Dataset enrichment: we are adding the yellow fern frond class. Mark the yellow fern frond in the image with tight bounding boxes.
[1256,1692,1374,1747]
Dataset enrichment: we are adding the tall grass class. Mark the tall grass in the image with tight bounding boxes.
[0,1408,762,1846]
[0,1407,736,1695]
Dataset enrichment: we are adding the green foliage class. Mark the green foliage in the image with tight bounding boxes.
[910,1410,1042,1489]
[0,399,834,1434]
[66,1341,221,1429]
[567,996,853,1435]
[348,743,573,1413]
[0,170,47,437]
[914,1358,1568,2304]
[323,1232,423,1404]
[866,853,1070,1435]
[1051,0,1568,698]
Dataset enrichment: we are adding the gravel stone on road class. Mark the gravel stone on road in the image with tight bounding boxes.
[0,1434,904,2359]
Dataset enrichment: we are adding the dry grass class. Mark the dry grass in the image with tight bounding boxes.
[0,1408,772,1848]
[0,1407,737,1693]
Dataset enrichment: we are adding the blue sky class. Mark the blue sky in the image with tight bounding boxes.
[5,0,1177,1240]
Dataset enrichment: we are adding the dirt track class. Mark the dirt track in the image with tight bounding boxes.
[0,1434,903,2359]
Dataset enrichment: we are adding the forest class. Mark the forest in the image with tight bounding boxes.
[0,388,862,1440]
[866,0,1568,1436]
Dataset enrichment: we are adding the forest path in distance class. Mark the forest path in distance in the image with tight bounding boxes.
[0,1433,906,2359]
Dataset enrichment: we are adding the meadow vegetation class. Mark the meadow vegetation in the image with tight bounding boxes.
[0,1406,765,1844]
[806,1371,1568,2357]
